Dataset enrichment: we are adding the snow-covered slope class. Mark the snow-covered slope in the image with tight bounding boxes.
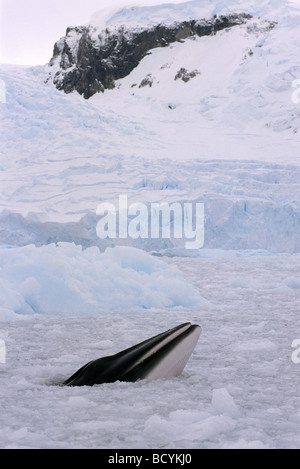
[89,0,298,31]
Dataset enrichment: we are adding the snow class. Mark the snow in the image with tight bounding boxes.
[0,0,300,450]
[89,0,300,31]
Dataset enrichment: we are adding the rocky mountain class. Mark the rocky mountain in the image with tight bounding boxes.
[48,13,253,99]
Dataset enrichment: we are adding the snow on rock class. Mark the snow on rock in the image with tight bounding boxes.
[89,0,299,31]
[0,243,208,320]
[49,12,252,99]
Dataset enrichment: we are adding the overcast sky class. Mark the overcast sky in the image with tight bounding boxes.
[0,0,189,65]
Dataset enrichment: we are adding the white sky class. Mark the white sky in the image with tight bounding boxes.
[0,0,190,65]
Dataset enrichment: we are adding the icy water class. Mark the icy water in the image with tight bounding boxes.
[1,254,299,449]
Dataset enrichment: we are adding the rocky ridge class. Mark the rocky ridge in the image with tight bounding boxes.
[48,13,252,99]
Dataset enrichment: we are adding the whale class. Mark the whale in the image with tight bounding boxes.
[64,322,201,386]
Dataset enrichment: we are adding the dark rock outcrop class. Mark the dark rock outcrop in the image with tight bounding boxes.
[174,67,201,82]
[48,13,252,99]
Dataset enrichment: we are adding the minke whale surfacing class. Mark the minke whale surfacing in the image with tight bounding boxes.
[64,322,201,386]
